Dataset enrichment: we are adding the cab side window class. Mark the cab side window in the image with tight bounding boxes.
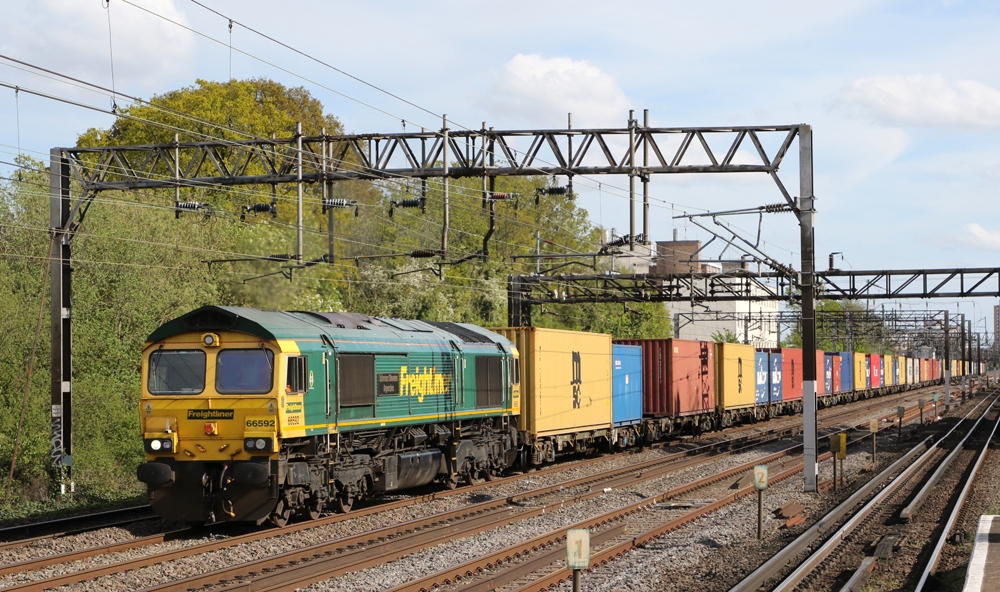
[286,356,308,393]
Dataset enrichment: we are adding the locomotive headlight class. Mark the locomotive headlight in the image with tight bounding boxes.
[245,438,256,450]
[161,439,171,450]
[255,438,266,450]
[150,439,162,451]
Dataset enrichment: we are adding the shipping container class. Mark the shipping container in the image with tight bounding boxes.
[715,343,756,413]
[840,352,854,393]
[823,353,833,394]
[856,353,868,391]
[893,357,900,385]
[781,348,803,401]
[870,354,882,388]
[883,355,892,386]
[769,352,783,403]
[755,351,769,406]
[615,338,715,418]
[492,327,612,437]
[611,345,643,427]
[831,354,842,393]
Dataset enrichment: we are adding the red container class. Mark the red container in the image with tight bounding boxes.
[816,351,827,395]
[782,348,803,401]
[832,355,842,393]
[615,338,715,418]
[870,354,882,387]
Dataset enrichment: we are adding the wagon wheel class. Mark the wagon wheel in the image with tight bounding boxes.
[335,494,354,513]
[269,499,292,528]
[306,498,324,521]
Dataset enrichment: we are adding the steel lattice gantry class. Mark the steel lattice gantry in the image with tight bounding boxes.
[506,267,1000,311]
[49,123,822,490]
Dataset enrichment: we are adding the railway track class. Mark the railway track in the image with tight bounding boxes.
[0,386,936,591]
[382,402,940,592]
[0,505,157,551]
[727,389,999,592]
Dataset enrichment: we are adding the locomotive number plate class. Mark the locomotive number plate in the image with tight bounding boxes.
[245,416,276,430]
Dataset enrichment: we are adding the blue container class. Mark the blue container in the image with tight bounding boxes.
[880,357,886,386]
[840,352,854,393]
[769,352,783,403]
[893,358,900,385]
[755,351,769,406]
[824,353,834,394]
[612,344,643,426]
[865,356,871,389]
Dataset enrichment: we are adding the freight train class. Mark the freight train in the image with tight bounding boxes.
[137,306,970,526]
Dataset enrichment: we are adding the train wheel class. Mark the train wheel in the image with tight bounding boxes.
[335,495,354,513]
[269,499,292,528]
[306,498,324,521]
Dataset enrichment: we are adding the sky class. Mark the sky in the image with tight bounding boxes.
[1,0,998,332]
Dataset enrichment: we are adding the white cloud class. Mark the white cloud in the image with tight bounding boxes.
[481,54,630,128]
[842,74,1000,128]
[0,0,196,96]
[958,223,1000,251]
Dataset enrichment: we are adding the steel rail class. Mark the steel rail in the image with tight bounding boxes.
[0,389,941,591]
[900,393,997,521]
[0,389,923,583]
[0,417,804,591]
[915,391,1000,591]
[732,395,995,592]
[0,504,154,545]
[386,406,935,592]
[135,427,827,592]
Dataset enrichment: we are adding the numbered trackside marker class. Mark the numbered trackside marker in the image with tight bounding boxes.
[753,465,768,490]
[566,528,590,569]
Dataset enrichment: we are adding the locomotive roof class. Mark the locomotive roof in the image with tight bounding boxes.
[145,305,512,349]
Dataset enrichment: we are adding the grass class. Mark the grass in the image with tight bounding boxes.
[0,482,145,527]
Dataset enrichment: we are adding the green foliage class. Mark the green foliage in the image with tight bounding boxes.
[712,328,742,344]
[784,296,894,354]
[0,78,671,510]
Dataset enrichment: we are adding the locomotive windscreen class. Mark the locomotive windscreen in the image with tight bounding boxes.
[148,350,206,395]
[216,349,274,394]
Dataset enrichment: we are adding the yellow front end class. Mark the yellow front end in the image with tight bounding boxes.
[137,330,284,523]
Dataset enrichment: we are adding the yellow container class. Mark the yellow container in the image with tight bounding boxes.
[885,356,895,386]
[854,353,867,390]
[715,342,756,411]
[900,357,907,385]
[490,327,612,437]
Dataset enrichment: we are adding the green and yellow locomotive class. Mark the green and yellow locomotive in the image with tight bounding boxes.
[137,306,520,525]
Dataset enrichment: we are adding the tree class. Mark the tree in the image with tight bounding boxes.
[712,328,741,344]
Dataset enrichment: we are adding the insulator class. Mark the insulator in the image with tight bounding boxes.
[175,201,207,219]
[240,202,276,221]
[244,203,276,214]
[604,235,630,248]
[392,198,424,208]
[266,254,295,261]
[323,197,359,214]
[488,192,516,201]
[539,186,569,195]
[762,203,790,213]
[409,249,442,258]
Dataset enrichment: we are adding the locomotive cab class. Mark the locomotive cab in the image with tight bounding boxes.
[138,327,288,524]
